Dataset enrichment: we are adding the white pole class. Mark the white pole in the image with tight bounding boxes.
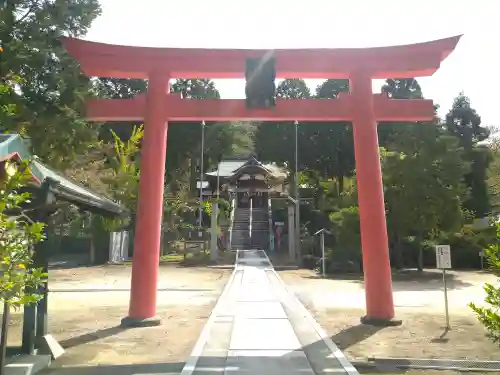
[210,201,218,262]
[198,120,205,226]
[288,205,295,261]
[294,120,300,261]
[443,269,450,329]
[321,231,326,277]
[216,163,220,200]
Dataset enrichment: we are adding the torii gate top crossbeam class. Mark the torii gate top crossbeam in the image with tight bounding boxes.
[63,36,461,79]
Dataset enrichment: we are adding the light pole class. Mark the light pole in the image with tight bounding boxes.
[198,120,205,227]
[294,120,300,261]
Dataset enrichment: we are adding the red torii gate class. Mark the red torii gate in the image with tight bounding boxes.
[63,35,461,326]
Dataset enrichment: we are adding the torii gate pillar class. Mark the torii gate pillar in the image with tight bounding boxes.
[121,71,170,327]
[351,72,395,323]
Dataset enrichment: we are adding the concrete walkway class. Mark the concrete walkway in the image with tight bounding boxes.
[181,250,359,375]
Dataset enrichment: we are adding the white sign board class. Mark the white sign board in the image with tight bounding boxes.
[435,245,451,269]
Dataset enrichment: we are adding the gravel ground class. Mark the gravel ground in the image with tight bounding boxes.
[9,264,231,375]
[279,269,500,368]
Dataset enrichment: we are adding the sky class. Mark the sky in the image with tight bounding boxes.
[85,0,499,126]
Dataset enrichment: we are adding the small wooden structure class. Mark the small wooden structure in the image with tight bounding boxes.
[0,134,127,358]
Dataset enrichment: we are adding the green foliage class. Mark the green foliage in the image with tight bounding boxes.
[469,222,500,345]
[94,78,148,143]
[329,206,361,256]
[255,78,356,206]
[163,192,198,238]
[105,126,142,211]
[381,79,423,100]
[87,125,143,233]
[254,77,493,271]
[382,124,468,269]
[0,74,22,122]
[443,229,486,268]
[445,93,490,149]
[0,161,47,308]
[488,135,500,212]
[1,0,102,167]
[0,64,47,307]
[277,79,311,99]
[446,93,492,217]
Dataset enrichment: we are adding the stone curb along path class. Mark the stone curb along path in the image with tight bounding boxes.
[180,249,359,375]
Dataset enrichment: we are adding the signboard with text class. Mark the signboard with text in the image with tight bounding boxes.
[435,245,452,269]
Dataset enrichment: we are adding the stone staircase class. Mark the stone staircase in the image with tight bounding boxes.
[230,207,270,250]
[231,208,250,249]
[250,208,270,249]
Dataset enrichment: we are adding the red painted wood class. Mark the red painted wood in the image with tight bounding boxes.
[62,35,460,323]
[63,36,461,79]
[86,95,435,122]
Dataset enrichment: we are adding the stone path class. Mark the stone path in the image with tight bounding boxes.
[181,249,359,375]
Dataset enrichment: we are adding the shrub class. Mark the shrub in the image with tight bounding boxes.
[301,254,318,270]
[469,222,500,345]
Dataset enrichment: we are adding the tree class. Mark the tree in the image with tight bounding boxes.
[381,79,423,100]
[203,121,256,166]
[276,79,311,99]
[167,79,226,192]
[311,79,354,193]
[469,222,500,345]
[315,79,349,99]
[101,126,143,216]
[254,79,311,167]
[1,0,102,167]
[445,93,492,218]
[446,93,489,150]
[329,206,361,260]
[383,124,469,270]
[95,78,148,100]
[254,78,318,209]
[379,78,424,146]
[488,133,500,212]
[94,78,148,142]
[89,77,252,202]
[0,74,21,128]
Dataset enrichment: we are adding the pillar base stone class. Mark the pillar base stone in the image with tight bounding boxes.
[120,316,161,328]
[360,315,402,327]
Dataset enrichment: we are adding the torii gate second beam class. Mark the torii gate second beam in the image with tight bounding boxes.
[85,94,435,122]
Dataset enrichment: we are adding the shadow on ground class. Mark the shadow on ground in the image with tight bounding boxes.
[430,327,451,344]
[49,261,90,270]
[40,315,383,375]
[58,325,126,349]
[303,269,474,291]
[43,345,358,375]
[330,324,384,351]
[49,288,215,292]
[41,362,185,375]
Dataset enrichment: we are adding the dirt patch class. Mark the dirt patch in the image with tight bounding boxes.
[44,304,210,367]
[313,307,498,361]
[279,268,500,364]
[48,263,230,290]
[362,371,500,375]
[8,265,231,372]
